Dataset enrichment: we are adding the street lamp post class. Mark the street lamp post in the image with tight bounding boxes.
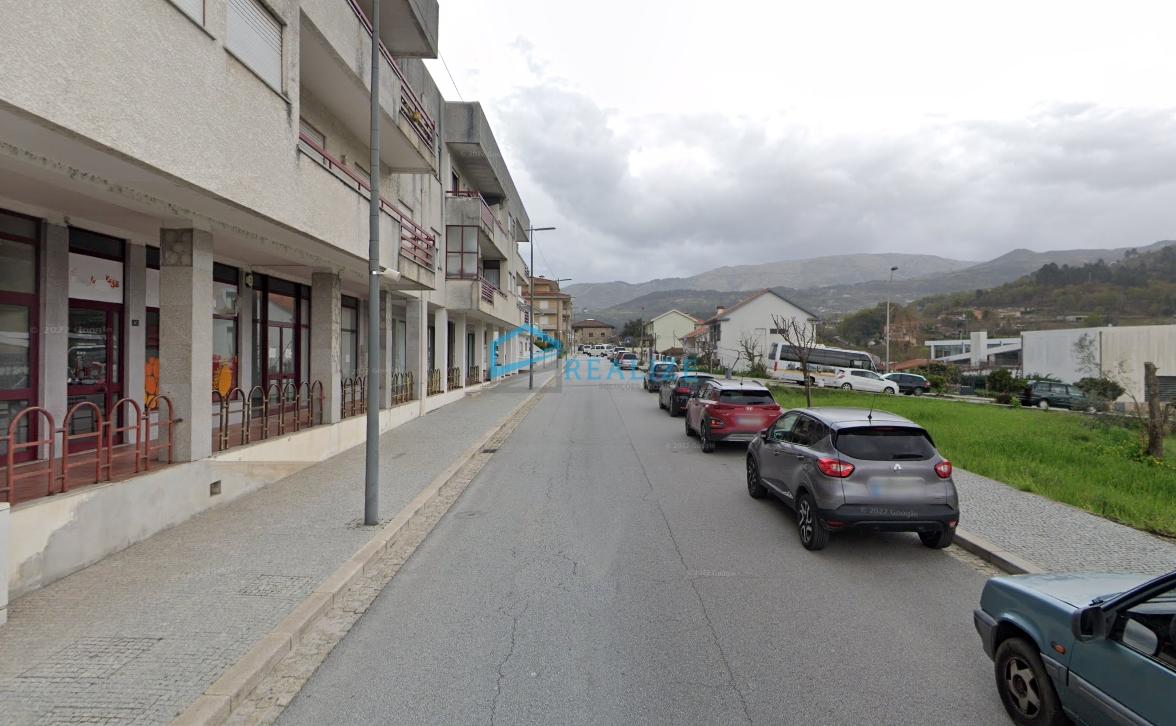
[364,0,382,526]
[885,265,898,373]
[524,226,555,389]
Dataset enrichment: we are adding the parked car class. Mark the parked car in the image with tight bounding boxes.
[659,372,716,416]
[745,408,959,551]
[645,362,679,391]
[883,372,931,395]
[684,381,781,453]
[1021,380,1088,410]
[617,352,639,370]
[834,368,899,394]
[610,347,629,363]
[973,567,1175,726]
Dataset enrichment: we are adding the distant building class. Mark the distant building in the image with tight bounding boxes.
[1022,324,1176,403]
[642,310,700,355]
[925,332,1021,368]
[526,277,572,349]
[700,289,818,371]
[571,319,615,346]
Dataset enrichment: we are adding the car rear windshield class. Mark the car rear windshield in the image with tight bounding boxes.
[834,426,936,461]
[621,353,637,359]
[718,390,775,405]
[653,363,675,370]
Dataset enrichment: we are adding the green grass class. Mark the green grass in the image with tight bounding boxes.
[766,385,1176,537]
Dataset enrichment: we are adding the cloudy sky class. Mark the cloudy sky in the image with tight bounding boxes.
[424,0,1176,284]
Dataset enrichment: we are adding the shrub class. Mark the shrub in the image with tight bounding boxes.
[927,374,947,393]
[994,392,1012,405]
[987,368,1018,393]
[1075,376,1125,401]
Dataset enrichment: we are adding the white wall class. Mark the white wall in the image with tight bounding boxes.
[649,312,697,353]
[1022,324,1176,401]
[716,294,815,370]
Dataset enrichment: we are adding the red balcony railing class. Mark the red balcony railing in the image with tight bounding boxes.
[346,0,437,148]
[447,190,508,238]
[480,277,495,303]
[298,130,436,268]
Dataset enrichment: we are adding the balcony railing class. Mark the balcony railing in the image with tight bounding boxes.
[346,0,437,148]
[298,131,436,268]
[447,190,508,238]
[480,277,495,303]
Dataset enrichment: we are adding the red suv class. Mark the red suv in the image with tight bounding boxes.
[685,380,781,453]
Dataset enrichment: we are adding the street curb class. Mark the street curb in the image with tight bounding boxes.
[954,528,1046,575]
[170,377,553,726]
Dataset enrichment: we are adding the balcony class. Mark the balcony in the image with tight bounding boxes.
[445,102,522,205]
[299,2,436,173]
[444,191,513,260]
[351,0,439,58]
[297,130,436,289]
[444,276,518,325]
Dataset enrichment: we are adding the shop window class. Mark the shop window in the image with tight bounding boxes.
[341,296,358,379]
[250,274,310,392]
[212,264,239,395]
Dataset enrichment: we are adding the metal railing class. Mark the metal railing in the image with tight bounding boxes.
[447,367,463,389]
[427,369,443,396]
[446,190,508,238]
[297,131,436,268]
[3,397,179,504]
[480,277,496,303]
[342,376,368,418]
[215,381,324,452]
[391,371,415,405]
[345,0,437,148]
[468,365,481,385]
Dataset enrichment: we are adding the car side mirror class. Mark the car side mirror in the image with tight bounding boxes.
[1070,605,1107,642]
[760,429,771,441]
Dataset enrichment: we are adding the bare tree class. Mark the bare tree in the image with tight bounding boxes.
[772,314,819,407]
[1144,362,1175,460]
[737,333,766,377]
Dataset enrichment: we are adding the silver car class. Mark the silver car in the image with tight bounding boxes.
[746,408,959,551]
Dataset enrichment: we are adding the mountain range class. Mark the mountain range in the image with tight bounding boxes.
[570,241,1176,326]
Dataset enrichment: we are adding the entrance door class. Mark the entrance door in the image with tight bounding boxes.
[67,301,123,446]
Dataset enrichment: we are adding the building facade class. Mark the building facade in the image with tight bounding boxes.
[525,277,573,351]
[701,290,818,371]
[571,319,615,347]
[642,310,699,355]
[1021,324,1176,403]
[0,0,540,600]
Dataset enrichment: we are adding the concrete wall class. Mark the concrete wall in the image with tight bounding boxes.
[1022,324,1176,401]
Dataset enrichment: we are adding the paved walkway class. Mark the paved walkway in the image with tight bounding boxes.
[0,369,554,726]
[955,469,1176,575]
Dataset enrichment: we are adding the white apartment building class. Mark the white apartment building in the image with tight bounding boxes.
[0,0,537,602]
[702,290,818,371]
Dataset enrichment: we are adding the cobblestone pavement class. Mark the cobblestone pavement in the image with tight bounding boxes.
[0,370,553,726]
[955,469,1176,575]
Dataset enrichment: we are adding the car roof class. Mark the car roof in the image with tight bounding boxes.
[672,371,713,380]
[707,379,770,391]
[787,407,921,429]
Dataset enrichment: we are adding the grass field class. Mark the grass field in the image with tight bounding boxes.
[765,385,1176,538]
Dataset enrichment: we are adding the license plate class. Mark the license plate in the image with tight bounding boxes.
[867,478,923,499]
[736,416,761,426]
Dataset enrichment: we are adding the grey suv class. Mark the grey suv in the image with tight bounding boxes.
[746,408,959,551]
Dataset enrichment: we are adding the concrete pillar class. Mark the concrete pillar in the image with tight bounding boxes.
[159,228,213,463]
[452,312,468,387]
[405,297,427,401]
[356,297,369,383]
[310,272,342,424]
[238,268,253,391]
[378,291,393,409]
[124,244,147,405]
[434,307,448,392]
[473,323,485,383]
[38,223,69,433]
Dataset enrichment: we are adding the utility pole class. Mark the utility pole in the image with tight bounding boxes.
[885,265,898,373]
[364,0,381,526]
[524,226,555,389]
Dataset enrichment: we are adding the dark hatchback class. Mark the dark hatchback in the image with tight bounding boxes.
[1021,381,1088,410]
[644,362,680,392]
[658,372,716,416]
[883,372,931,395]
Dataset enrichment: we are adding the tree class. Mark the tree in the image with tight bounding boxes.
[620,318,644,341]
[737,333,767,377]
[772,314,819,407]
[1145,362,1174,460]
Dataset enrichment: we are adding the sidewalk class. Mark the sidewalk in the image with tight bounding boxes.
[0,369,554,726]
[955,469,1176,575]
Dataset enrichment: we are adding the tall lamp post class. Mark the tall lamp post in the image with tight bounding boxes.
[885,265,898,373]
[524,226,556,389]
[364,0,383,526]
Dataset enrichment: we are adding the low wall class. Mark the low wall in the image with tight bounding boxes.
[6,388,473,602]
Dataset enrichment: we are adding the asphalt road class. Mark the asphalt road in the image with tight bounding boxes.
[280,359,1008,725]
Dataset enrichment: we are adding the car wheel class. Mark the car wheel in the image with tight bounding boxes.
[913,387,923,396]
[746,456,767,499]
[700,422,715,453]
[918,528,955,549]
[883,387,895,394]
[994,638,1067,726]
[668,399,678,416]
[685,415,696,437]
[796,492,829,550]
[1038,399,1049,411]
[841,383,853,390]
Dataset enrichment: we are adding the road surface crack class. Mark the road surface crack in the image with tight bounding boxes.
[490,602,529,726]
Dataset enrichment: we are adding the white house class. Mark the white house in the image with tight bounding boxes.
[643,309,700,354]
[702,290,819,371]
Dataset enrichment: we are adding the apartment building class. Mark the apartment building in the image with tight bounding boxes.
[572,319,615,347]
[0,0,536,602]
[525,277,573,350]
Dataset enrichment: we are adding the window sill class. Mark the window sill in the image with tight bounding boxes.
[224,47,291,107]
[165,1,216,41]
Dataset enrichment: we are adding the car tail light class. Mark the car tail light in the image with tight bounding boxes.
[675,386,690,394]
[708,417,725,427]
[935,460,953,479]
[816,458,854,478]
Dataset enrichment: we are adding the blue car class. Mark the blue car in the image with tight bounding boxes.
[974,568,1175,725]
[643,362,679,392]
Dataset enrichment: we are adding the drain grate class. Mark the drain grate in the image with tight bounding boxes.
[19,637,161,681]
[482,447,499,453]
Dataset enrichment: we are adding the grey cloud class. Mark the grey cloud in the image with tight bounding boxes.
[495,84,1176,280]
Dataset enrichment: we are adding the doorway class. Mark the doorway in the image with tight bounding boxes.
[66,301,123,445]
